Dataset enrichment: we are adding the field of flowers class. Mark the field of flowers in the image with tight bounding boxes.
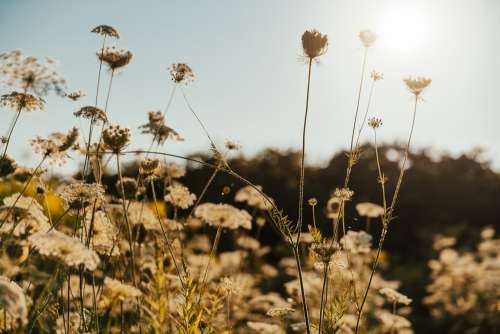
[0,24,498,334]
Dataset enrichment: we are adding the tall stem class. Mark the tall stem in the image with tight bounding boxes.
[1,107,22,159]
[293,246,311,334]
[344,48,368,187]
[355,95,419,333]
[116,153,137,286]
[318,264,329,334]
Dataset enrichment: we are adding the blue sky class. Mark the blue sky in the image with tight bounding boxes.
[1,0,499,170]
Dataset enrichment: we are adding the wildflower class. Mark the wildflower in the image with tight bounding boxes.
[355,202,385,218]
[160,162,186,179]
[256,217,266,227]
[164,184,196,209]
[29,230,101,270]
[224,138,241,151]
[194,203,252,230]
[169,63,195,85]
[220,276,242,295]
[102,124,131,153]
[56,312,81,334]
[380,287,412,305]
[98,277,142,310]
[0,193,50,236]
[0,276,28,326]
[334,187,354,201]
[358,29,377,48]
[30,127,79,165]
[371,70,383,81]
[74,105,107,123]
[234,185,274,210]
[91,24,120,39]
[432,235,456,251]
[97,46,133,71]
[59,182,105,210]
[404,76,432,96]
[116,177,138,199]
[86,210,119,256]
[65,90,85,101]
[308,197,318,206]
[326,196,342,219]
[139,110,184,145]
[236,235,260,250]
[368,117,383,129]
[266,306,295,318]
[480,226,495,240]
[341,231,372,254]
[0,155,17,177]
[139,158,161,179]
[376,311,412,331]
[310,241,340,263]
[0,50,66,96]
[0,91,44,111]
[301,29,328,60]
[3,240,29,265]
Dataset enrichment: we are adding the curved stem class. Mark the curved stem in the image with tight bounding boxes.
[188,167,219,217]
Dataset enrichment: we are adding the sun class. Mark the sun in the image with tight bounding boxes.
[376,4,432,52]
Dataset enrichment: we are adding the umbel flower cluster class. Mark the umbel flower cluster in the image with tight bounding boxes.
[0,23,437,334]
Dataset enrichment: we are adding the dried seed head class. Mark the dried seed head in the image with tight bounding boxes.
[307,198,318,206]
[91,25,120,39]
[404,76,432,96]
[139,158,161,178]
[0,92,44,111]
[301,29,328,59]
[358,30,377,48]
[334,187,354,201]
[30,127,79,165]
[60,182,105,210]
[224,139,241,151]
[169,63,195,85]
[0,50,67,96]
[139,111,184,145]
[65,90,85,101]
[371,70,383,81]
[116,177,138,199]
[74,106,107,123]
[326,196,342,219]
[311,241,340,263]
[102,124,131,153]
[368,117,383,129]
[97,47,133,71]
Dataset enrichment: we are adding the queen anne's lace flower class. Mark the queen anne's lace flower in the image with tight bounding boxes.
[234,185,273,210]
[164,184,196,209]
[194,203,252,230]
[0,193,50,236]
[29,230,101,270]
[0,276,28,327]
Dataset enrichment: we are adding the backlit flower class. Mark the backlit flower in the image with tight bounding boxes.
[301,29,328,59]
[195,203,252,230]
[404,76,432,96]
[358,30,377,48]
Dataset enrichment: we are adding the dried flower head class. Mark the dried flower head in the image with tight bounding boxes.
[224,139,241,151]
[341,230,372,254]
[404,76,432,96]
[116,177,138,199]
[234,185,274,210]
[60,182,105,210]
[368,117,383,129]
[91,25,120,39]
[30,127,79,165]
[85,210,119,256]
[194,203,252,230]
[358,30,377,48]
[164,184,196,209]
[301,29,328,59]
[139,158,161,179]
[307,198,318,206]
[102,124,131,153]
[29,230,101,270]
[65,90,85,101]
[371,70,383,81]
[334,187,354,201]
[169,63,195,85]
[0,50,67,96]
[160,162,186,179]
[97,46,133,71]
[139,110,184,145]
[0,155,17,177]
[98,277,142,310]
[74,106,107,123]
[0,91,44,111]
[0,276,28,326]
[311,241,340,263]
[0,193,50,236]
[247,321,284,334]
[380,287,413,305]
[356,202,385,218]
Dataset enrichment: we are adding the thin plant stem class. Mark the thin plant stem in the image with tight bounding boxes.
[345,48,368,188]
[188,167,219,217]
[198,225,222,298]
[180,88,217,149]
[355,95,419,333]
[293,246,311,334]
[116,153,137,286]
[1,107,22,159]
[318,264,329,334]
